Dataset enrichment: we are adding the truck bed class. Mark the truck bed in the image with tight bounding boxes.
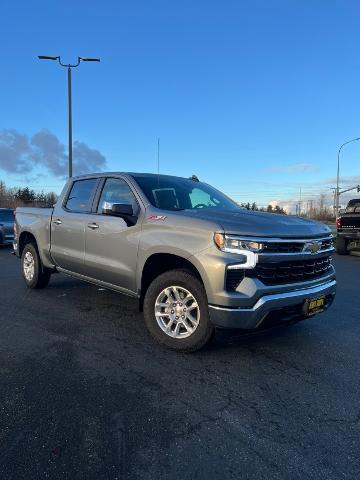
[14,207,54,262]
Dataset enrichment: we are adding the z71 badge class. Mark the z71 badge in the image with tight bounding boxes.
[147,215,167,221]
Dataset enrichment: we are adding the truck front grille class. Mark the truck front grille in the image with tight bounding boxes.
[224,235,335,290]
[261,237,333,253]
[247,255,332,285]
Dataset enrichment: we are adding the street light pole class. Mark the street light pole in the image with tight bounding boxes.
[38,55,100,178]
[336,137,360,216]
[68,66,73,178]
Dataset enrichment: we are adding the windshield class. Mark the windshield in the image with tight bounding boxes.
[133,175,240,211]
[0,210,14,222]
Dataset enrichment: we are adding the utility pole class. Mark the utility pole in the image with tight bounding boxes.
[309,199,313,218]
[331,188,337,216]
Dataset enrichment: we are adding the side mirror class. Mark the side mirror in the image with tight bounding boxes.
[102,202,137,226]
[102,202,134,217]
[111,203,134,216]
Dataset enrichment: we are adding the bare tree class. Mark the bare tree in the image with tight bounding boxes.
[0,181,58,208]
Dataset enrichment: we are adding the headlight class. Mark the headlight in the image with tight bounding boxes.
[214,234,263,252]
[214,233,260,268]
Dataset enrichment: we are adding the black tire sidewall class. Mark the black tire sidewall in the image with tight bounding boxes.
[336,237,348,255]
[21,243,50,289]
[143,269,214,352]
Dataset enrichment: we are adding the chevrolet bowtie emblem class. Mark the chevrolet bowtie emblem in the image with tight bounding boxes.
[303,241,321,254]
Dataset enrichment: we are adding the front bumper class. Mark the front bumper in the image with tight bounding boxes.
[209,279,336,329]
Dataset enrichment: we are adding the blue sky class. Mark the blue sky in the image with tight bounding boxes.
[1,0,360,210]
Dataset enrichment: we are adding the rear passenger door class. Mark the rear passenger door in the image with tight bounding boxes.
[84,177,142,293]
[50,178,99,274]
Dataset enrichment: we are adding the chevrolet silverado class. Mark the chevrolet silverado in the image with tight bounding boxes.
[13,173,336,351]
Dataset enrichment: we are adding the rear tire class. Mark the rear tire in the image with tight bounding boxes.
[143,269,214,352]
[21,243,51,289]
[336,236,349,255]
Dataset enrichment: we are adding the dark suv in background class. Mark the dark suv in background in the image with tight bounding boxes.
[0,208,15,246]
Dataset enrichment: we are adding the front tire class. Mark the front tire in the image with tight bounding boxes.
[143,269,214,352]
[21,243,51,289]
[336,236,349,255]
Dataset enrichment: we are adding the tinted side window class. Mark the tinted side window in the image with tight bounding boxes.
[65,179,98,212]
[97,178,139,214]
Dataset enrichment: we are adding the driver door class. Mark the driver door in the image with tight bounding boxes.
[84,177,142,293]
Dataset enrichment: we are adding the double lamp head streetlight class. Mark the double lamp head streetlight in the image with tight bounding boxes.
[38,55,100,178]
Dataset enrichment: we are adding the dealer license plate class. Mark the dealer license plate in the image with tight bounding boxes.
[304,296,325,316]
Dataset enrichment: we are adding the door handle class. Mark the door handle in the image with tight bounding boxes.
[87,223,99,230]
[53,219,62,225]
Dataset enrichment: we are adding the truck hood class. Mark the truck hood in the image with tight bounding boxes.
[181,209,331,238]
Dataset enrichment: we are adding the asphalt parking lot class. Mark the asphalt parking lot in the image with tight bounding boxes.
[0,247,359,480]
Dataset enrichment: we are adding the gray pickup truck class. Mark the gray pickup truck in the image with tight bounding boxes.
[14,172,336,351]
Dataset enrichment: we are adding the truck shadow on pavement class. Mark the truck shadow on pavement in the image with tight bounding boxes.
[43,271,319,356]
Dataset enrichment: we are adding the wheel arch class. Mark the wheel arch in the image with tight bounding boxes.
[18,230,55,271]
[139,253,204,311]
[18,230,38,256]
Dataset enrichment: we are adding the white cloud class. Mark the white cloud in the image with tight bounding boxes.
[0,128,107,177]
[324,175,360,186]
[0,129,32,173]
[264,163,319,174]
